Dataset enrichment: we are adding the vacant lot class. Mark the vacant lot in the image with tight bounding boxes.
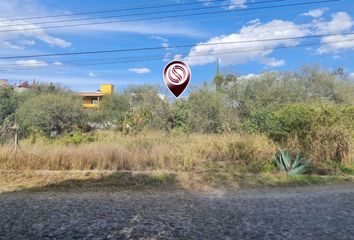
[1,184,353,239]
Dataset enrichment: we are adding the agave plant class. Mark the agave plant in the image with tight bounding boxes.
[275,150,311,175]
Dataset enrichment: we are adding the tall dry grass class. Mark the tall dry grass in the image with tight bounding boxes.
[0,131,276,172]
[284,126,354,174]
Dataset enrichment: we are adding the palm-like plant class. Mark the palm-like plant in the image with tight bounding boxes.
[275,150,311,175]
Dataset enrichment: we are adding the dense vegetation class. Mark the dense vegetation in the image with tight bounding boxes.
[0,66,353,175]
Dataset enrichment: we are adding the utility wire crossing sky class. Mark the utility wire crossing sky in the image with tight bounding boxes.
[0,0,353,92]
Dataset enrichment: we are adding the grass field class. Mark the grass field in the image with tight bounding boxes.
[1,131,353,193]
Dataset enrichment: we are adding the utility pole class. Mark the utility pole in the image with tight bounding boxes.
[216,58,220,77]
[11,121,19,152]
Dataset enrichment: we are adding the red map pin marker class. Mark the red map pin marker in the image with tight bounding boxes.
[163,60,191,98]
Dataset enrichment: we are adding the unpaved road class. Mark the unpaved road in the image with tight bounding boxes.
[0,184,354,240]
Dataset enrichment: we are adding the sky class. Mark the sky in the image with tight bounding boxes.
[0,0,353,94]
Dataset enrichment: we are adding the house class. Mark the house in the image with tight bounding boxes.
[0,79,35,92]
[15,81,33,93]
[76,84,114,109]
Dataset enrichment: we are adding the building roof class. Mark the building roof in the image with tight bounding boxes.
[18,81,32,88]
[76,92,106,97]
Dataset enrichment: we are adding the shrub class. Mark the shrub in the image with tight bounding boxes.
[268,103,353,174]
[16,93,86,137]
[198,134,276,173]
[60,132,96,145]
[0,87,17,125]
[182,85,238,133]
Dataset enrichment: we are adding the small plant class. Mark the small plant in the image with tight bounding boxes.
[275,150,311,175]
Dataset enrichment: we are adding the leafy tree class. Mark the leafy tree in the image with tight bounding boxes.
[0,87,18,143]
[0,87,17,125]
[99,94,131,128]
[224,66,354,118]
[100,86,172,132]
[295,65,354,104]
[16,93,86,137]
[183,84,237,133]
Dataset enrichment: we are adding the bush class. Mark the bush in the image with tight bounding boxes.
[60,132,96,145]
[181,85,238,133]
[0,87,17,125]
[198,134,276,173]
[268,103,354,174]
[16,93,86,137]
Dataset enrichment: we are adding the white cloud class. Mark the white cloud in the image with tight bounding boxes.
[57,21,205,38]
[199,0,247,9]
[314,12,354,54]
[0,1,71,49]
[17,39,36,46]
[88,72,97,77]
[314,12,353,34]
[349,72,354,79]
[228,0,247,10]
[174,54,184,61]
[128,68,151,74]
[261,58,285,67]
[185,19,309,67]
[0,41,21,49]
[15,59,48,68]
[150,36,168,42]
[151,36,169,48]
[317,35,354,54]
[52,61,63,66]
[302,8,328,18]
[240,73,257,79]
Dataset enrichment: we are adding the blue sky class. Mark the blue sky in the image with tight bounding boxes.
[0,0,353,95]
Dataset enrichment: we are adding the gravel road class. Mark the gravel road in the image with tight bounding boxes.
[0,184,354,240]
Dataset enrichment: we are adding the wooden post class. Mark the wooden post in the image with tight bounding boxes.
[12,122,19,153]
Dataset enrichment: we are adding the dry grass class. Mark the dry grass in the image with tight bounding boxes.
[1,131,353,193]
[0,131,276,172]
[284,126,354,175]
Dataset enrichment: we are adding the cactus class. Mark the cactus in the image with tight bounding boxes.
[275,150,311,175]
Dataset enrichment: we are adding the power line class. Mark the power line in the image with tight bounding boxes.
[0,31,353,60]
[0,0,340,33]
[0,0,278,22]
[2,38,353,70]
[129,1,353,28]
[0,0,285,29]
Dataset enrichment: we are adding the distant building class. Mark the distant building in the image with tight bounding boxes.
[15,81,33,93]
[76,84,114,109]
[0,79,35,92]
[1,80,115,109]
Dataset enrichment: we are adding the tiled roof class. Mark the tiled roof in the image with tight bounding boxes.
[18,81,31,88]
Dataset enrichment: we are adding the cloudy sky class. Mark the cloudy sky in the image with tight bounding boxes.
[0,0,353,93]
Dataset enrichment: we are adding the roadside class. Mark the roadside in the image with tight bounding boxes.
[1,170,353,193]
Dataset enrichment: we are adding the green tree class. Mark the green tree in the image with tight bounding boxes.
[0,87,17,125]
[0,87,18,143]
[183,84,238,133]
[16,93,86,137]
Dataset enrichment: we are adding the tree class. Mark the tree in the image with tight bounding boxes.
[100,86,172,132]
[182,84,238,133]
[99,94,131,128]
[0,87,17,125]
[0,87,18,143]
[16,93,86,137]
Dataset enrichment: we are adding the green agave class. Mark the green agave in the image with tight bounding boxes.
[275,150,311,175]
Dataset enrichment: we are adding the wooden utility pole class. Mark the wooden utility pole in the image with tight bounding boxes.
[10,122,19,152]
